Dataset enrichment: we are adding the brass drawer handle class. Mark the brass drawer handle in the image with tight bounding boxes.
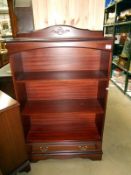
[39,146,48,152]
[78,145,88,151]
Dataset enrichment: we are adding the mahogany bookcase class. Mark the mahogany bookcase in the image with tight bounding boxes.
[6,25,112,161]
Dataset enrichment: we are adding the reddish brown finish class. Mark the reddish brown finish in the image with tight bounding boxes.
[26,80,98,100]
[15,71,108,81]
[28,141,102,161]
[6,40,112,55]
[21,48,101,72]
[0,91,30,175]
[22,99,104,115]
[31,141,101,152]
[16,25,104,39]
[6,25,112,161]
[27,125,100,142]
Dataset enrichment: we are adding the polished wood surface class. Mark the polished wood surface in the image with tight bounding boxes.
[16,25,104,38]
[6,40,112,55]
[15,71,108,81]
[6,25,112,161]
[31,141,101,153]
[26,80,98,100]
[22,99,104,114]
[27,124,100,142]
[0,91,30,175]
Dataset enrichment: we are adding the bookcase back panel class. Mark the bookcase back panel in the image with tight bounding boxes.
[21,48,102,72]
[26,80,98,100]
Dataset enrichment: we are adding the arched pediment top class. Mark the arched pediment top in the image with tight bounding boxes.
[16,25,104,39]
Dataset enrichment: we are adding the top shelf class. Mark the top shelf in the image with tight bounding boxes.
[15,71,108,82]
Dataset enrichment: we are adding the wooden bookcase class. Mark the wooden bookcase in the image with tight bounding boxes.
[6,25,112,161]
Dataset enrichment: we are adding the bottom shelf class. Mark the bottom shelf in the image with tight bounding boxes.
[22,99,103,143]
[27,124,100,143]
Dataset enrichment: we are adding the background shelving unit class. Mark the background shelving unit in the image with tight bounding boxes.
[0,0,12,37]
[104,0,131,98]
[0,0,12,68]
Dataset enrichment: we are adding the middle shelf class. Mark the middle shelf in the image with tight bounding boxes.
[22,99,104,115]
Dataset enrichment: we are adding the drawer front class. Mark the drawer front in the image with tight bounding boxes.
[30,141,101,154]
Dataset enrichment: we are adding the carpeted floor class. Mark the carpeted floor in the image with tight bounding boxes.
[19,82,131,175]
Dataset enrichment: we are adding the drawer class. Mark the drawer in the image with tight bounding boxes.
[30,141,101,154]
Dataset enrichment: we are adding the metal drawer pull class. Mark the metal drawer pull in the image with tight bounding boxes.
[39,146,48,152]
[78,145,88,151]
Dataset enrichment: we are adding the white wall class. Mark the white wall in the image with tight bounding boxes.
[32,0,105,30]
